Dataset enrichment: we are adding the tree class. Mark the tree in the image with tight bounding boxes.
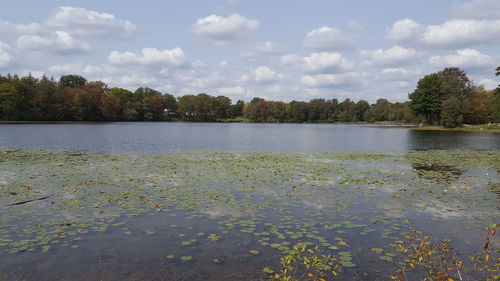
[409,73,443,124]
[287,101,308,123]
[59,75,87,89]
[213,96,232,120]
[364,99,390,122]
[439,67,471,99]
[231,100,244,118]
[441,96,466,128]
[163,94,177,118]
[465,86,492,124]
[353,100,369,122]
[338,98,356,122]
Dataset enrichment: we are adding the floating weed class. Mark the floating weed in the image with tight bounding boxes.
[0,149,497,279]
[180,256,192,261]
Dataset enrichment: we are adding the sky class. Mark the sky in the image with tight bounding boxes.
[0,0,499,103]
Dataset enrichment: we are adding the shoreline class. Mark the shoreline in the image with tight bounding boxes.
[1,120,499,133]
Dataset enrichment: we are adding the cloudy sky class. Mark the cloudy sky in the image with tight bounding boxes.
[0,0,499,102]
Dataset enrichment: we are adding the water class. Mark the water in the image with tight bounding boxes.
[0,124,498,281]
[0,122,498,152]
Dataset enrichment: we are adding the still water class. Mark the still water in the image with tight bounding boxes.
[0,122,499,152]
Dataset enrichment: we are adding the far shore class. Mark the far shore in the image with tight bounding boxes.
[1,120,499,133]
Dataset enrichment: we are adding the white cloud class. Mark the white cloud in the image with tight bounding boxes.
[218,86,246,96]
[192,13,259,44]
[301,72,362,88]
[254,66,276,82]
[0,21,45,40]
[303,26,356,51]
[102,75,157,87]
[387,18,500,48]
[280,54,302,65]
[241,42,287,61]
[17,31,90,54]
[108,48,186,67]
[429,48,492,69]
[361,46,422,67]
[380,67,420,80]
[254,41,287,55]
[450,0,500,20]
[301,52,353,74]
[421,19,500,47]
[477,78,499,90]
[386,19,424,43]
[46,6,137,39]
[0,42,17,68]
[48,63,84,74]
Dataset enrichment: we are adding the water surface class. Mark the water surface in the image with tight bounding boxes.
[0,122,498,152]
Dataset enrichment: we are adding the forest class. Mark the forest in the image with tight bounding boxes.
[0,67,499,127]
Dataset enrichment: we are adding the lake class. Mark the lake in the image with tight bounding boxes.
[0,123,499,281]
[0,122,499,152]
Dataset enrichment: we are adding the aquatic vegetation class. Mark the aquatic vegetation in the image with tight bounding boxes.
[0,149,498,280]
[390,222,499,281]
[269,242,342,281]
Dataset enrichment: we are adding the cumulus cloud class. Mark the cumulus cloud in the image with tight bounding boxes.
[429,49,492,69]
[421,19,500,47]
[361,46,422,67]
[0,21,45,40]
[192,13,259,44]
[17,31,90,54]
[303,26,357,51]
[254,66,276,82]
[0,42,17,68]
[386,19,424,43]
[108,48,186,67]
[301,52,353,74]
[301,72,362,88]
[450,0,500,20]
[46,6,137,39]
[280,54,302,65]
[387,18,500,48]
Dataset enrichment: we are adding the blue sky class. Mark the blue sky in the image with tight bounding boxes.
[0,0,499,102]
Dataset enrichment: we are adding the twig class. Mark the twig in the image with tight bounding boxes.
[8,196,50,206]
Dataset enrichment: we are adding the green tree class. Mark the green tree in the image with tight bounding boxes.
[308,99,330,122]
[287,101,308,123]
[353,100,369,122]
[338,98,356,122]
[409,73,443,124]
[59,74,87,89]
[364,98,391,122]
[441,96,466,127]
[231,100,244,118]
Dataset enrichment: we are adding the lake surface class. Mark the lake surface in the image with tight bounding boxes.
[0,122,499,152]
[0,123,498,281]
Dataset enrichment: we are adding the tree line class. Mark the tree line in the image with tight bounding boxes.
[0,67,499,126]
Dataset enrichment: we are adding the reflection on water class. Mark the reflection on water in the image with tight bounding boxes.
[0,123,499,152]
